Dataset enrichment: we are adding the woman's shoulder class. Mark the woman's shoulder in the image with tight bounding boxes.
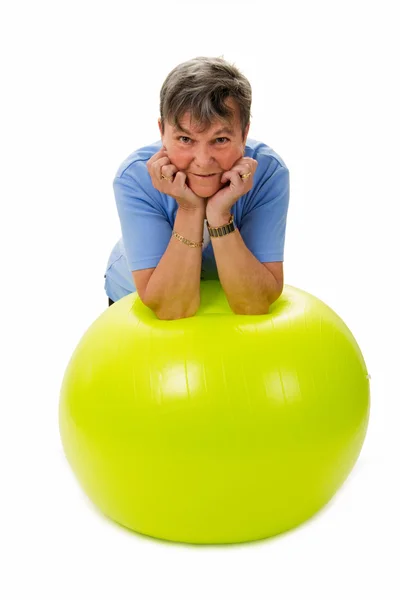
[115,140,163,179]
[245,138,288,171]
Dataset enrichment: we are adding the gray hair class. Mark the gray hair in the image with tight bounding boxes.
[159,56,252,139]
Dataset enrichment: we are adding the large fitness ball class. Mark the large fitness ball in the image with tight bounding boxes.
[59,281,370,544]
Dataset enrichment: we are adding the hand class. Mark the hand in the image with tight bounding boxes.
[206,157,258,224]
[147,149,205,212]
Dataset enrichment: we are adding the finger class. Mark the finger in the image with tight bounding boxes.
[146,149,169,168]
[160,163,178,180]
[221,169,238,184]
[230,159,253,172]
[230,164,253,179]
[173,171,188,188]
[173,172,199,201]
[148,156,170,175]
[224,170,246,187]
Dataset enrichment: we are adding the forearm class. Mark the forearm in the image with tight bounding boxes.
[209,215,280,315]
[144,205,205,319]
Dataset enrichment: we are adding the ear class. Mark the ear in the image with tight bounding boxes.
[158,118,163,136]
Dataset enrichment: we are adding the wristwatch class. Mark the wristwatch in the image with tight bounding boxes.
[206,214,236,237]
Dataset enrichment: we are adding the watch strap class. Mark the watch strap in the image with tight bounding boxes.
[206,214,236,237]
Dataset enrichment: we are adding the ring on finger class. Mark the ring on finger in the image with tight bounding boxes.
[241,172,251,180]
[161,173,173,181]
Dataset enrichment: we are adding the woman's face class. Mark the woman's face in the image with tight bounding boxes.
[158,98,249,198]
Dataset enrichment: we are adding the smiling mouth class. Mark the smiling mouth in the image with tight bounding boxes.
[190,173,219,178]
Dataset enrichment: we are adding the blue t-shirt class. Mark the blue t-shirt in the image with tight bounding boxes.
[104,138,290,302]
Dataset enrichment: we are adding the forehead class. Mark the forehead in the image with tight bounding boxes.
[170,98,241,137]
[172,119,236,137]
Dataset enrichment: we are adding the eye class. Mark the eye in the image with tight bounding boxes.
[177,135,229,145]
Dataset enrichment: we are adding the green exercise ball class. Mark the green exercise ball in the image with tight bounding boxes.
[59,281,370,544]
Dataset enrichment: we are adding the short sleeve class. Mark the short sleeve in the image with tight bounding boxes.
[113,173,172,271]
[239,162,290,263]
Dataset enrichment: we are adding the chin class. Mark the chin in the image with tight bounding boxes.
[187,182,223,199]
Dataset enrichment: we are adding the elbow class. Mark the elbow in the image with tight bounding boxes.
[155,308,198,321]
[154,300,200,321]
[232,303,270,316]
[232,286,283,315]
[231,291,283,316]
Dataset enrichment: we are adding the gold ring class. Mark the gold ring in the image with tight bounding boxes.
[161,174,173,181]
[241,172,251,180]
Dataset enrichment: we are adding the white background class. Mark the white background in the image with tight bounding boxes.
[1,0,399,598]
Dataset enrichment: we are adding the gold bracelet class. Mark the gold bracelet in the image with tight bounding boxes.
[172,230,203,248]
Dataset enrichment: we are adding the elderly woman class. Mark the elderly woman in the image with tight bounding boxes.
[104,56,290,320]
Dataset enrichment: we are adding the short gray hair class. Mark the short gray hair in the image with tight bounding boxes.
[159,56,252,139]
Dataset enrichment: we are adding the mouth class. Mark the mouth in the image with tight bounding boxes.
[190,173,220,179]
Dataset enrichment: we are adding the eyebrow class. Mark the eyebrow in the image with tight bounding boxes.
[173,125,235,137]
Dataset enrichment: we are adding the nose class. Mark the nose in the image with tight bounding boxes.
[192,145,216,169]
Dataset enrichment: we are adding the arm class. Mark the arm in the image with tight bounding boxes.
[142,205,205,320]
[207,210,283,314]
[206,158,289,315]
[114,149,207,320]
